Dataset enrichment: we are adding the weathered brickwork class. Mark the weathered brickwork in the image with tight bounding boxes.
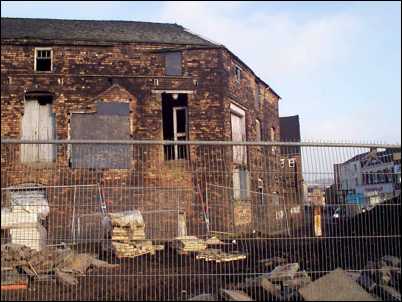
[1,28,289,237]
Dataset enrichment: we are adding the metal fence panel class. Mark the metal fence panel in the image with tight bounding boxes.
[1,140,400,301]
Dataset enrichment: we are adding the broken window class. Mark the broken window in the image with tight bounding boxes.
[21,92,56,163]
[162,93,188,160]
[165,52,182,76]
[233,167,250,200]
[70,102,131,168]
[256,119,261,142]
[35,48,52,72]
[234,65,241,83]
[289,158,295,168]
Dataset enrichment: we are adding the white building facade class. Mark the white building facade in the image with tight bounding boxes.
[334,149,400,205]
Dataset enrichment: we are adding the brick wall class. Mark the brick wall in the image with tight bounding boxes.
[1,39,287,237]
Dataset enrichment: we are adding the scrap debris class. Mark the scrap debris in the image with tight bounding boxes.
[174,236,208,254]
[228,255,401,301]
[174,235,245,263]
[1,243,118,289]
[220,289,253,301]
[205,236,225,245]
[196,249,246,263]
[102,210,163,258]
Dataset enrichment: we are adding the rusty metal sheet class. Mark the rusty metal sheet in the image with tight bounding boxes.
[70,113,131,168]
[96,102,129,116]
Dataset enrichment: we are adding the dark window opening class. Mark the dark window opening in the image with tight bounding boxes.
[235,65,241,82]
[35,49,52,72]
[165,52,182,76]
[162,93,188,160]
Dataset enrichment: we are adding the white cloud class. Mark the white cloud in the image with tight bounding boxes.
[158,2,360,81]
[157,2,402,143]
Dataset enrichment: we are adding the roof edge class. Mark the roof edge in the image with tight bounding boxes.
[222,46,281,100]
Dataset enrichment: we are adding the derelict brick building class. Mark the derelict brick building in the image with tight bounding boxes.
[1,18,302,239]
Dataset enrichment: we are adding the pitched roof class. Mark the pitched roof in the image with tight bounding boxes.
[344,148,400,165]
[1,17,217,46]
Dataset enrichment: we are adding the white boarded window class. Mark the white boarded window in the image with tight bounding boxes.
[230,103,246,164]
[233,167,250,200]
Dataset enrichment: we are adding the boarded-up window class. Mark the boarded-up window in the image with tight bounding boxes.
[21,96,56,163]
[96,101,129,116]
[231,103,246,165]
[233,167,250,200]
[70,102,131,169]
[165,52,182,76]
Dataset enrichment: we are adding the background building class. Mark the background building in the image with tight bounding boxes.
[334,148,401,206]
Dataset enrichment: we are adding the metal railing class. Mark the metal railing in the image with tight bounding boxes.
[1,140,401,301]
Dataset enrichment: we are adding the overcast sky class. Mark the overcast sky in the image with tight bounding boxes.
[2,1,401,144]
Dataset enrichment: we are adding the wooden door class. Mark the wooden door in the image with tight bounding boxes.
[21,100,40,162]
[21,100,55,163]
[38,103,56,162]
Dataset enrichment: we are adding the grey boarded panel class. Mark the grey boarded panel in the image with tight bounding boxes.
[71,114,131,168]
[96,102,129,116]
[165,52,182,76]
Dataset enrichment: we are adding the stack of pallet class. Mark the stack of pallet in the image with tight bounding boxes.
[106,211,163,258]
[205,236,224,245]
[196,249,247,263]
[175,236,207,254]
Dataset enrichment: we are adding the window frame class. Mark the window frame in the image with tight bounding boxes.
[173,106,188,160]
[234,65,242,83]
[288,158,296,168]
[34,47,53,72]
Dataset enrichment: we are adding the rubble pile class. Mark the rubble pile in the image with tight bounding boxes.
[103,211,164,258]
[187,255,401,301]
[1,243,118,289]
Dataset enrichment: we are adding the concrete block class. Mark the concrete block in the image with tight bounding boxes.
[266,263,299,282]
[298,268,378,301]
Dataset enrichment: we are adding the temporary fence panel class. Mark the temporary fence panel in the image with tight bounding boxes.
[0,140,400,301]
